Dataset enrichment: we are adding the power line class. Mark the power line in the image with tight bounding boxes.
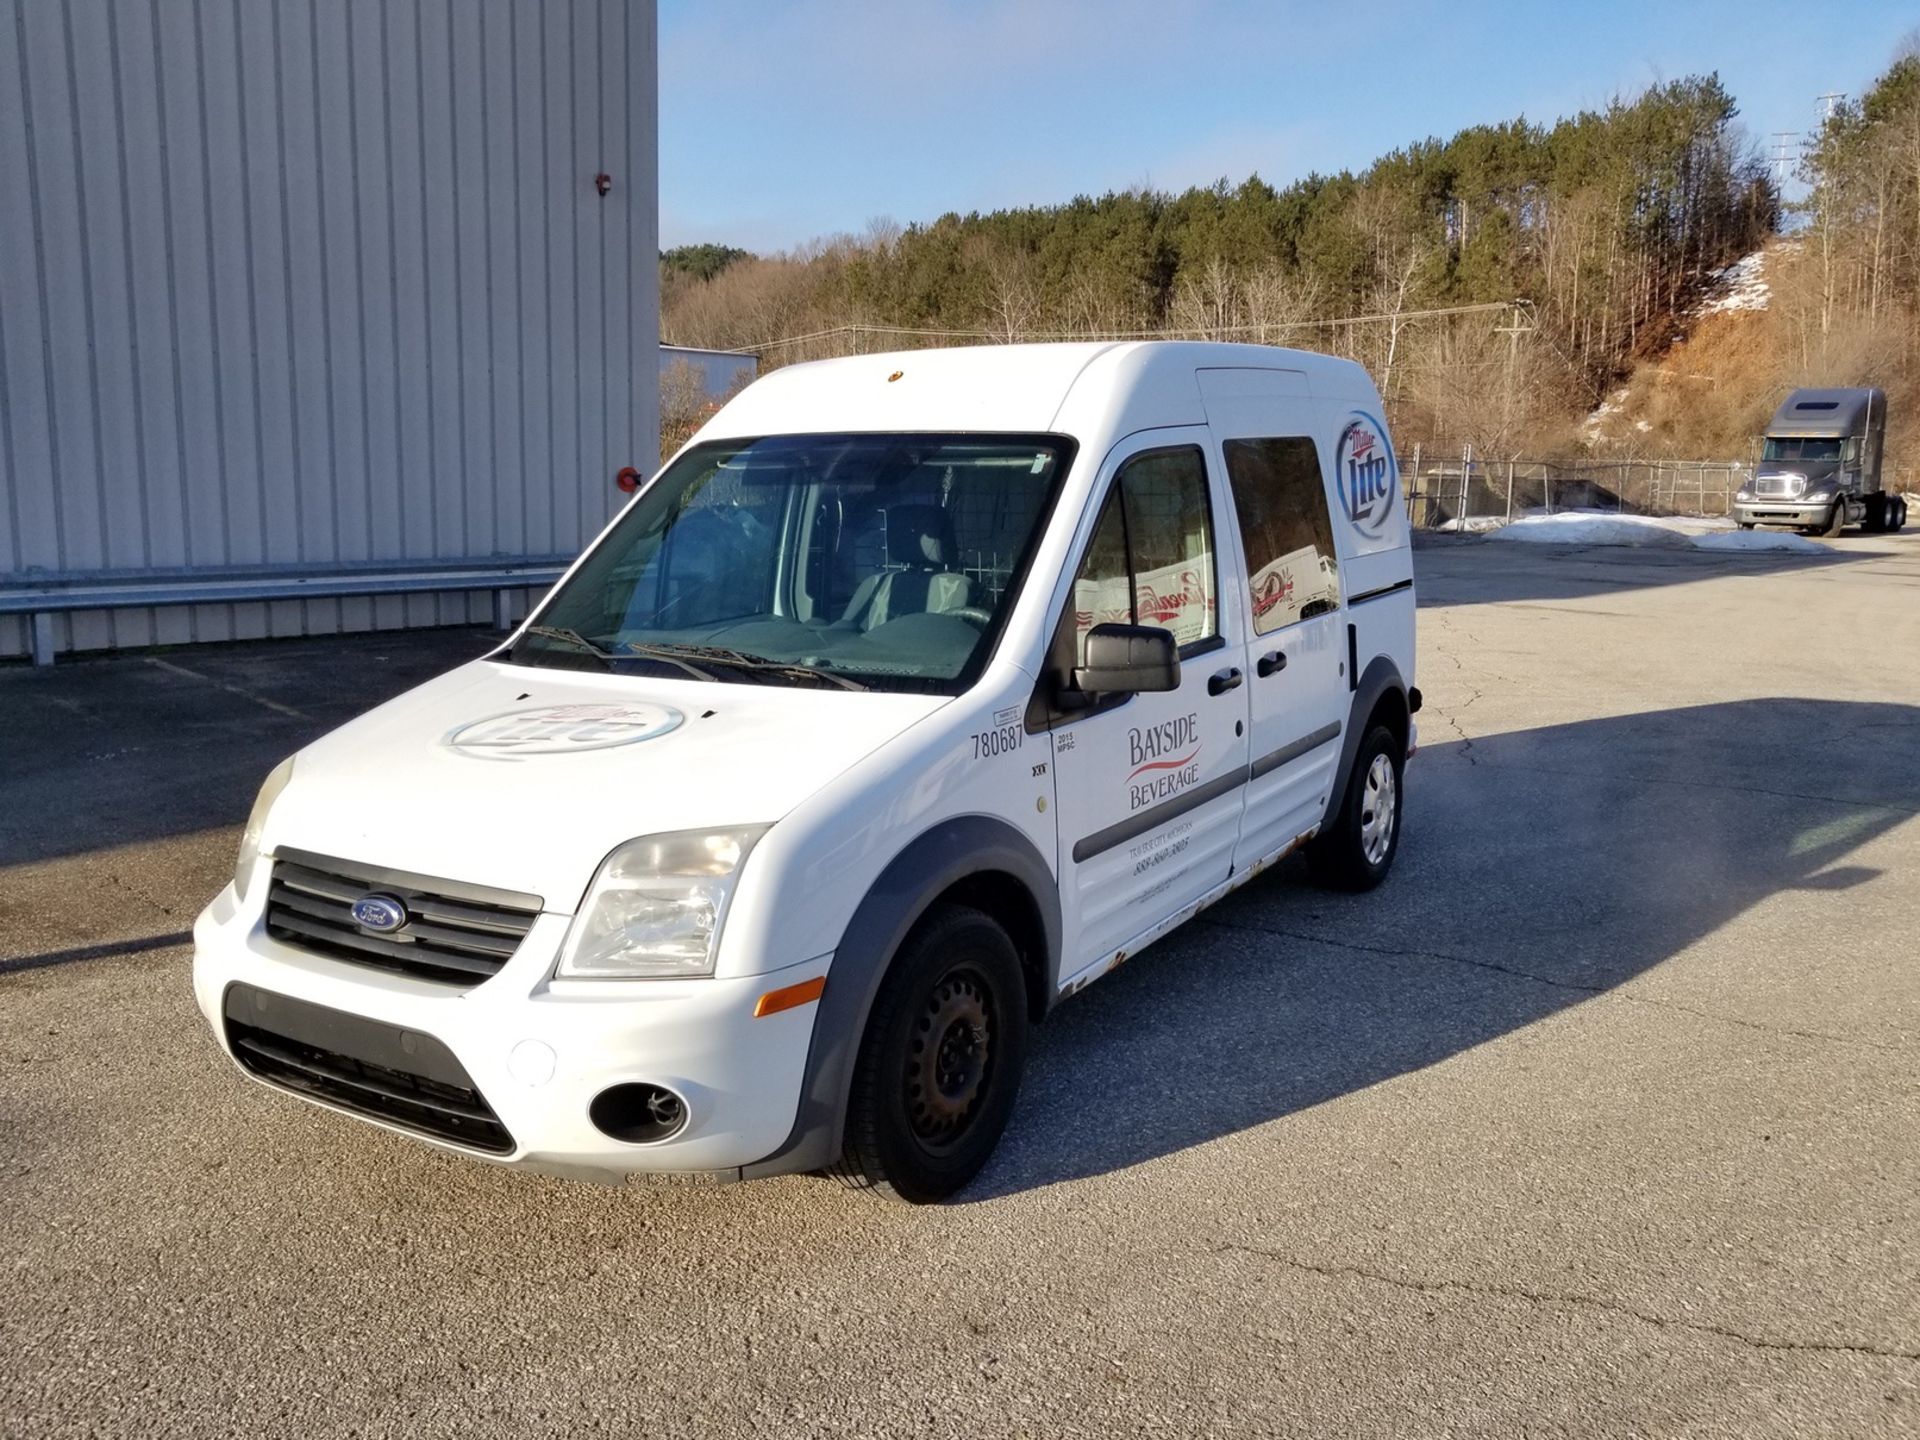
[750,300,1530,356]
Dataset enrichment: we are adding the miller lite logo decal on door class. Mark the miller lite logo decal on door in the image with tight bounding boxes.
[1334,412,1397,539]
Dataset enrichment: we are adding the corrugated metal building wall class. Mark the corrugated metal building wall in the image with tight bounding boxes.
[0,0,659,660]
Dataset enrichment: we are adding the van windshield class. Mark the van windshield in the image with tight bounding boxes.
[507,433,1074,694]
[1762,437,1843,462]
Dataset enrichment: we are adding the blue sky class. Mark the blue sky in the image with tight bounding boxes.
[659,1,1917,253]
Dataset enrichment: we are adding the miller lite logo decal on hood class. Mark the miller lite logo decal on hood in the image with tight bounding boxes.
[1334,411,1397,539]
[446,702,685,759]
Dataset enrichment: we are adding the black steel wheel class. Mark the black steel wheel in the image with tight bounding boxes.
[832,905,1029,1204]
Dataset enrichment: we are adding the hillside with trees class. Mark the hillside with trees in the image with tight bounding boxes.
[663,58,1920,473]
[1583,52,1920,473]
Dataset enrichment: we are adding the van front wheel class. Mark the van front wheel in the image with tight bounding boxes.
[1307,723,1404,891]
[833,905,1029,1204]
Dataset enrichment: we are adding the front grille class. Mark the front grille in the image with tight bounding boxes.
[224,983,514,1154]
[265,849,542,987]
[1756,476,1802,498]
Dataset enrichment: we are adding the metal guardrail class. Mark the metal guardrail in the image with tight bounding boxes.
[0,557,571,666]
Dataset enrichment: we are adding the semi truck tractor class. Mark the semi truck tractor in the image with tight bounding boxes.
[1734,388,1904,536]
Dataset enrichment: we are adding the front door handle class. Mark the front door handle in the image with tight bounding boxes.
[1257,650,1287,678]
[1208,667,1243,696]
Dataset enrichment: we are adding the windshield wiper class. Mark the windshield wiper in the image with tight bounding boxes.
[622,641,869,692]
[517,629,867,691]
[516,627,723,684]
[518,625,614,663]
[607,641,729,684]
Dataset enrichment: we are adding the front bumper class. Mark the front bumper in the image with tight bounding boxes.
[1732,499,1836,528]
[192,880,825,1183]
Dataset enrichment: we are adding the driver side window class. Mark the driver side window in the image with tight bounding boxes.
[1069,446,1218,666]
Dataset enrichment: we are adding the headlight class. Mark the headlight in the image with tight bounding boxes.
[1804,487,1835,502]
[1734,489,1753,501]
[556,826,769,979]
[233,756,296,905]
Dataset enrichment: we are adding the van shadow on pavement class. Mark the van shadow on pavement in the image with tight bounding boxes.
[966,697,1920,1200]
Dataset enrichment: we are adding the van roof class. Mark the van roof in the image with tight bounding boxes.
[698,341,1377,441]
[1766,387,1887,438]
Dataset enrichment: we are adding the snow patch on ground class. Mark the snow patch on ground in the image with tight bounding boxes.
[1691,528,1828,553]
[1700,249,1770,316]
[1484,509,1827,553]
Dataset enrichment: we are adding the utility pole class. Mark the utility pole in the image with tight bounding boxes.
[1494,301,1534,453]
[1769,131,1800,187]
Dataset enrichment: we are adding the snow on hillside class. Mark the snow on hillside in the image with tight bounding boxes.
[1698,248,1772,316]
[1579,242,1788,446]
[1578,386,1630,442]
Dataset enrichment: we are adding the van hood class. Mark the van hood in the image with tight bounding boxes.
[262,659,946,910]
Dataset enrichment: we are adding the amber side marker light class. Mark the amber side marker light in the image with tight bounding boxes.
[753,975,826,1018]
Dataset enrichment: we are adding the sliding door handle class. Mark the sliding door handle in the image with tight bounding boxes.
[1256,650,1287,678]
[1208,667,1243,696]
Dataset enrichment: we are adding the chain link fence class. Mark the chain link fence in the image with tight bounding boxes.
[1400,449,1758,530]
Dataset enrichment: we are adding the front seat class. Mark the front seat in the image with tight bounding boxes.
[837,503,971,631]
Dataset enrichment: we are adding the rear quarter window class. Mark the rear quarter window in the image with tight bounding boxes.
[1222,437,1342,634]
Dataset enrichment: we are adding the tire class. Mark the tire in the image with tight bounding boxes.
[1822,500,1846,538]
[832,904,1029,1204]
[1307,722,1405,892]
[1896,498,1909,532]
[1864,494,1888,533]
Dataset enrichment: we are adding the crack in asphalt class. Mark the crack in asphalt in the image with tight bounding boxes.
[1420,613,1484,764]
[1196,915,1904,1053]
[1213,1242,1920,1364]
[1428,690,1482,763]
[105,870,180,920]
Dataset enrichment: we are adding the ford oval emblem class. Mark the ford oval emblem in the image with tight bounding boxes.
[350,893,409,933]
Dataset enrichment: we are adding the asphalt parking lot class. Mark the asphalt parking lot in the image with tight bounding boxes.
[4,533,1919,1438]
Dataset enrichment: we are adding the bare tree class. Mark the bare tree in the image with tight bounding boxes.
[1168,254,1240,339]
[1241,263,1320,345]
[972,239,1041,342]
[1370,245,1431,400]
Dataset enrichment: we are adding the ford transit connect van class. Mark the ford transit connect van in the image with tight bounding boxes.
[194,342,1419,1203]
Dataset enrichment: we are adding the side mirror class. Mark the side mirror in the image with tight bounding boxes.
[1071,623,1181,696]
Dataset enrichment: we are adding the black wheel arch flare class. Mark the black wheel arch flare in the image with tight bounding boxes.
[742,815,1061,1179]
[1324,653,1410,831]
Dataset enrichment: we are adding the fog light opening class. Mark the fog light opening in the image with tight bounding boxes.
[589,1083,688,1144]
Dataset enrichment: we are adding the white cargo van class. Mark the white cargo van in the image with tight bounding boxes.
[193,342,1420,1202]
